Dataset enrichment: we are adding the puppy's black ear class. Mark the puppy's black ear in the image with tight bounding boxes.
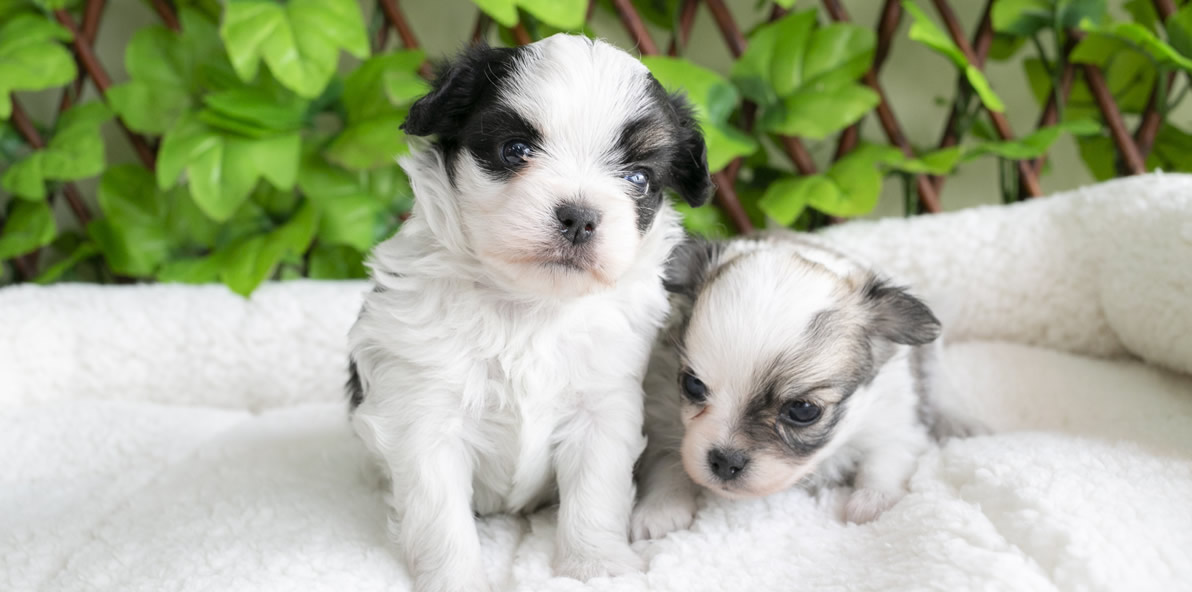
[665,93,714,207]
[862,277,942,345]
[664,237,721,298]
[402,44,522,138]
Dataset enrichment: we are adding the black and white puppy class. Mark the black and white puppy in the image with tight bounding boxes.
[632,232,980,540]
[346,34,712,592]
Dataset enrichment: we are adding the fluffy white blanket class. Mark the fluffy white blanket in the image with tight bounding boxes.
[2,174,1191,592]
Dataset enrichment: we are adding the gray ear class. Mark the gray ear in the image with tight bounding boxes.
[862,277,941,345]
[664,237,721,299]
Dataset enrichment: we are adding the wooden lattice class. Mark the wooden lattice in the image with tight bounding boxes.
[5,0,1179,278]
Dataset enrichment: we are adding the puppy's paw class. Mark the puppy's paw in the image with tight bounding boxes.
[553,545,645,581]
[630,493,696,541]
[844,488,903,524]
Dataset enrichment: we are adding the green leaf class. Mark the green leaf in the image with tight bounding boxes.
[759,175,839,225]
[1124,0,1160,31]
[1076,134,1116,180]
[966,119,1100,160]
[220,0,369,98]
[308,244,367,279]
[963,65,1005,112]
[87,219,170,277]
[157,253,225,284]
[158,114,300,221]
[882,146,964,175]
[702,122,759,172]
[343,51,426,122]
[731,10,816,100]
[0,15,77,119]
[763,84,879,139]
[98,164,163,227]
[0,200,56,260]
[988,34,1027,60]
[1153,124,1192,173]
[1,152,45,201]
[1168,4,1192,59]
[34,241,98,284]
[672,200,734,239]
[201,87,310,135]
[314,193,382,251]
[472,0,518,27]
[40,103,112,181]
[108,82,193,135]
[519,0,586,29]
[218,202,317,296]
[801,24,876,91]
[902,1,966,66]
[1078,21,1192,70]
[824,149,882,217]
[991,0,1050,36]
[325,112,409,170]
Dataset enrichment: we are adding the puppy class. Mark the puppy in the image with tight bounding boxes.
[632,232,980,540]
[346,34,713,592]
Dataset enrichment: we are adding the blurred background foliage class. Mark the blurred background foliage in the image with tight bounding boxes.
[1,0,1190,294]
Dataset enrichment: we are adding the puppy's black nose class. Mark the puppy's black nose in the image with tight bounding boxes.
[708,448,749,481]
[555,203,600,246]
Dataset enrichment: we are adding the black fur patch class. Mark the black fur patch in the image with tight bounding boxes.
[346,358,364,410]
[663,237,722,299]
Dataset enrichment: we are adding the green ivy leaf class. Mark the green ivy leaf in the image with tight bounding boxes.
[158,114,300,221]
[0,14,76,119]
[313,193,383,252]
[966,119,1100,160]
[220,0,369,98]
[219,202,317,296]
[643,56,758,171]
[1152,124,1192,173]
[881,146,964,175]
[344,51,427,122]
[325,112,408,170]
[0,200,56,260]
[903,1,1004,112]
[800,24,876,92]
[824,148,883,217]
[1076,134,1116,180]
[1,152,45,201]
[732,9,816,101]
[308,243,367,279]
[992,0,1105,36]
[759,175,839,225]
[157,253,226,284]
[472,0,518,27]
[107,26,194,134]
[1167,4,1192,59]
[34,241,98,284]
[1077,21,1192,71]
[40,102,112,181]
[519,0,586,29]
[763,84,879,139]
[988,34,1027,60]
[200,87,310,136]
[673,200,734,239]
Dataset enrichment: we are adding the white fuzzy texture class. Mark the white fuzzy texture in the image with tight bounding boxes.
[2,173,1192,591]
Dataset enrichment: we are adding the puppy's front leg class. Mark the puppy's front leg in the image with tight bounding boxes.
[391,427,490,592]
[552,388,647,580]
[844,440,922,524]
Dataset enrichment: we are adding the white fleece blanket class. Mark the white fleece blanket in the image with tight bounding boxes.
[2,174,1191,592]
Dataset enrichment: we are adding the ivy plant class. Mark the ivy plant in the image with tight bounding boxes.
[1,0,1190,294]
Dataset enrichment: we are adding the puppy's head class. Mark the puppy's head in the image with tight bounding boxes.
[403,34,713,296]
[663,237,940,498]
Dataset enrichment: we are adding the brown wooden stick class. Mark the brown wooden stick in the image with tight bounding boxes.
[378,0,434,78]
[149,0,180,31]
[1132,0,1178,160]
[54,9,157,169]
[1083,63,1148,174]
[59,0,106,113]
[930,0,1042,197]
[823,0,940,213]
[704,0,746,58]
[374,16,390,52]
[929,0,993,192]
[511,23,533,45]
[610,0,660,55]
[1027,55,1076,177]
[667,0,698,57]
[470,11,491,43]
[9,98,92,225]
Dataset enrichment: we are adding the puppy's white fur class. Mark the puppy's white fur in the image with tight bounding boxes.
[348,35,709,592]
[633,232,981,540]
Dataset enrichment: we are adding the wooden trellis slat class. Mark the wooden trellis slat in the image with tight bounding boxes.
[8,0,1178,282]
[823,0,941,213]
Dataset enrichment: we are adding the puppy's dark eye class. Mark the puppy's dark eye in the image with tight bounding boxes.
[623,170,649,189]
[782,400,822,426]
[680,371,707,403]
[501,140,532,165]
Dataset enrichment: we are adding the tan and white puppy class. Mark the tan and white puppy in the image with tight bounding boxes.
[347,35,713,592]
[632,232,980,540]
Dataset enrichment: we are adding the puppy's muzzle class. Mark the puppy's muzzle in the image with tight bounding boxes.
[708,447,749,481]
[554,203,600,246]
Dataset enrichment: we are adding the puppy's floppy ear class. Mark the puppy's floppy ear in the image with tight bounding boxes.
[402,44,522,138]
[862,277,942,345]
[664,237,721,298]
[664,92,714,207]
